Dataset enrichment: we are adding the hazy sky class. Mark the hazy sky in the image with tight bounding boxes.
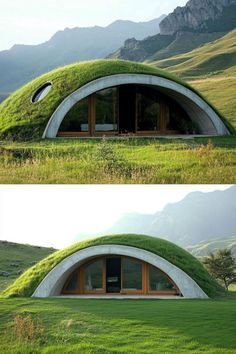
[0,185,231,249]
[0,0,187,51]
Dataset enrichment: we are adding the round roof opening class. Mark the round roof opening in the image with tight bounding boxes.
[32,82,52,103]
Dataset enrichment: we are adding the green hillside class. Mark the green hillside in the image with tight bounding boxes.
[189,69,236,130]
[187,236,236,258]
[0,241,56,292]
[148,31,227,62]
[151,29,236,79]
[149,30,236,130]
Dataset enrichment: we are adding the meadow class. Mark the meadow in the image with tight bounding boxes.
[0,297,236,353]
[151,30,236,131]
[0,241,55,293]
[0,137,236,184]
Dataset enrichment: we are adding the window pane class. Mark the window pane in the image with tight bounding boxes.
[149,265,176,291]
[96,88,118,132]
[84,260,103,291]
[59,98,89,132]
[137,88,160,131]
[122,258,142,290]
[165,103,198,134]
[32,83,52,103]
[64,272,78,291]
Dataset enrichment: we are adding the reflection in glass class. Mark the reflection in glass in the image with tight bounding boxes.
[32,83,52,103]
[96,88,118,132]
[122,258,142,290]
[149,265,176,291]
[59,98,89,132]
[165,103,198,134]
[137,88,160,131]
[84,260,103,291]
[64,272,78,292]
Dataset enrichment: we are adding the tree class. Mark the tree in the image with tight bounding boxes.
[203,248,236,290]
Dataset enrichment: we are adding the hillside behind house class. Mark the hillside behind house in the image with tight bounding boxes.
[186,236,236,258]
[151,29,236,79]
[0,241,56,292]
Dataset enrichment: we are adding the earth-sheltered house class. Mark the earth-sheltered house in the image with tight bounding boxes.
[3,235,225,299]
[0,60,232,140]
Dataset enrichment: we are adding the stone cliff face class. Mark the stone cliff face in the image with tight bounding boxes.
[160,0,236,35]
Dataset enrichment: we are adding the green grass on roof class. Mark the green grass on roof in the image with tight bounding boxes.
[2,234,225,298]
[0,59,232,140]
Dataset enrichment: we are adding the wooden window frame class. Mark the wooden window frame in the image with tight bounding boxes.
[58,85,190,137]
[120,256,144,295]
[81,257,106,295]
[94,88,119,137]
[61,255,181,296]
[62,268,81,295]
[147,263,180,296]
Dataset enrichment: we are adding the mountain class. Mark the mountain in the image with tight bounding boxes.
[151,29,236,78]
[108,31,226,62]
[0,17,165,93]
[76,186,236,248]
[160,0,236,35]
[109,0,236,62]
[187,236,236,257]
[0,240,56,292]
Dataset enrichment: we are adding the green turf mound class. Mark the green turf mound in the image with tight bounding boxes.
[0,59,232,140]
[2,234,225,298]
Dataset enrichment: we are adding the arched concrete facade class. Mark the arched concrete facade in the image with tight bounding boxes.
[42,74,229,138]
[32,245,208,298]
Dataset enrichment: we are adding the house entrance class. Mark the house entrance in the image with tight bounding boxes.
[106,257,121,293]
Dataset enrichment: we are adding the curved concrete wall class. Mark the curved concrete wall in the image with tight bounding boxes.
[42,74,229,138]
[32,245,208,299]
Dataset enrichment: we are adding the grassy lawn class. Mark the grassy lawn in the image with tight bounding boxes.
[0,137,236,184]
[0,297,236,353]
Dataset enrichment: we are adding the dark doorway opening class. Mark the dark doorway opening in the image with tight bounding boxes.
[119,85,136,134]
[106,257,121,293]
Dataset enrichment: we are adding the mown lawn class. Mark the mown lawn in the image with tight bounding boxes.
[0,298,236,353]
[0,137,236,184]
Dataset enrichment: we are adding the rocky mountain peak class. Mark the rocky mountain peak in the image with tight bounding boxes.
[160,0,236,35]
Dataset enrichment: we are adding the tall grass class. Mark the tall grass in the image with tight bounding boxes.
[0,137,236,183]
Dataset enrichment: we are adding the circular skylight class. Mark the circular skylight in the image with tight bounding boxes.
[32,83,52,103]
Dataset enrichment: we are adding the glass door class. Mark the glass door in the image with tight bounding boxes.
[106,257,121,293]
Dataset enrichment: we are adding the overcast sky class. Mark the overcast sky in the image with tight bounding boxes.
[0,0,187,51]
[0,185,231,249]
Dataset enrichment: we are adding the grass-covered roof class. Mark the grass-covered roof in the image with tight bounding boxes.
[2,234,225,298]
[0,59,232,140]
